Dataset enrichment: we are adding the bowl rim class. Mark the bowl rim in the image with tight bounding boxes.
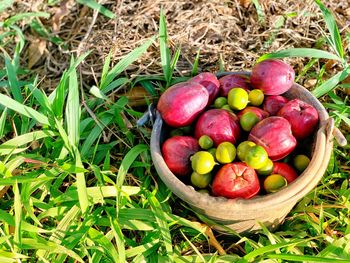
[150,71,333,211]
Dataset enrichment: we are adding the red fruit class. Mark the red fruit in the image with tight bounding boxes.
[273,162,298,183]
[237,106,269,121]
[195,109,241,146]
[162,136,199,176]
[212,162,260,199]
[250,59,295,95]
[248,116,297,161]
[157,82,209,127]
[263,95,289,116]
[219,74,250,96]
[278,99,319,140]
[190,73,220,104]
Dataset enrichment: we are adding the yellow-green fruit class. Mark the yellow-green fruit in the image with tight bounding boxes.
[248,89,264,106]
[264,174,287,193]
[214,97,228,108]
[191,151,216,174]
[198,189,210,194]
[198,135,214,150]
[228,88,249,110]
[256,159,274,176]
[245,145,268,169]
[216,142,236,164]
[240,112,260,132]
[207,148,217,160]
[191,172,212,189]
[293,155,310,172]
[237,141,256,161]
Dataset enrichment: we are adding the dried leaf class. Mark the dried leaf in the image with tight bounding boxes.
[28,39,47,69]
[325,59,338,72]
[52,0,73,32]
[239,0,251,8]
[124,86,154,107]
[304,78,317,89]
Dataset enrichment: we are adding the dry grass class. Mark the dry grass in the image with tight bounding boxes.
[3,0,350,92]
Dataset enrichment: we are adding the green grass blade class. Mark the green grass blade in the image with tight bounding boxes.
[101,37,154,90]
[101,77,130,93]
[125,239,160,258]
[312,66,350,98]
[4,55,23,102]
[252,0,265,24]
[169,45,181,83]
[66,66,81,147]
[159,9,171,84]
[0,130,56,156]
[0,108,7,139]
[28,83,53,114]
[100,52,112,86]
[267,254,350,262]
[0,94,49,125]
[88,228,120,262]
[13,181,22,251]
[191,49,201,76]
[76,0,116,19]
[258,48,341,63]
[315,0,344,59]
[147,193,173,257]
[109,217,126,263]
[0,0,13,12]
[73,147,89,214]
[4,12,50,27]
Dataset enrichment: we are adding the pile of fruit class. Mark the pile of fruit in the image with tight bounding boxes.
[158,59,319,199]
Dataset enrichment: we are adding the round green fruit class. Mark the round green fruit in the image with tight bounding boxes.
[248,89,264,106]
[240,112,260,132]
[237,141,256,162]
[293,154,310,172]
[256,159,274,176]
[245,145,268,169]
[191,172,212,189]
[216,142,236,164]
[264,174,288,193]
[191,151,216,174]
[198,135,214,150]
[214,97,228,108]
[228,88,249,110]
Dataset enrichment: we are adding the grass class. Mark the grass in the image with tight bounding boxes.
[0,0,349,262]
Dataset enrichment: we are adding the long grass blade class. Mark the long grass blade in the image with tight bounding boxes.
[4,55,23,102]
[267,254,350,262]
[0,94,49,125]
[312,66,350,98]
[258,48,341,63]
[76,0,115,19]
[101,37,154,90]
[315,0,344,59]
[13,181,22,250]
[88,228,119,262]
[159,9,171,84]
[0,107,7,139]
[4,12,50,27]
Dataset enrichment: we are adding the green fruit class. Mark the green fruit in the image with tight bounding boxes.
[191,151,216,174]
[216,142,236,164]
[237,141,256,161]
[240,112,260,132]
[264,174,287,193]
[198,135,214,150]
[198,189,210,194]
[207,148,217,160]
[221,104,233,112]
[245,145,268,169]
[228,88,249,110]
[256,159,274,176]
[191,172,212,188]
[214,97,228,108]
[248,89,264,106]
[293,155,310,172]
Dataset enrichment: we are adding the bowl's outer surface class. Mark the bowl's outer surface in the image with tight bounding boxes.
[150,72,333,233]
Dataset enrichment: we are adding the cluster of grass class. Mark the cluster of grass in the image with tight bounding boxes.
[0,0,349,262]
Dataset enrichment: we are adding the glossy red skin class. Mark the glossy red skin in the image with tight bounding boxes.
[263,95,289,116]
[195,109,241,146]
[248,117,297,161]
[190,73,220,105]
[237,106,269,121]
[219,74,250,96]
[212,163,260,199]
[157,82,209,128]
[250,60,295,95]
[273,162,298,183]
[162,136,199,177]
[278,99,319,140]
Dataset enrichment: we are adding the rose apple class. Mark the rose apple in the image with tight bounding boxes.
[162,136,199,176]
[190,72,220,104]
[195,109,241,146]
[273,162,298,183]
[250,59,295,95]
[212,162,260,199]
[248,116,297,161]
[278,99,319,139]
[157,82,209,127]
[219,74,250,96]
[263,95,289,116]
